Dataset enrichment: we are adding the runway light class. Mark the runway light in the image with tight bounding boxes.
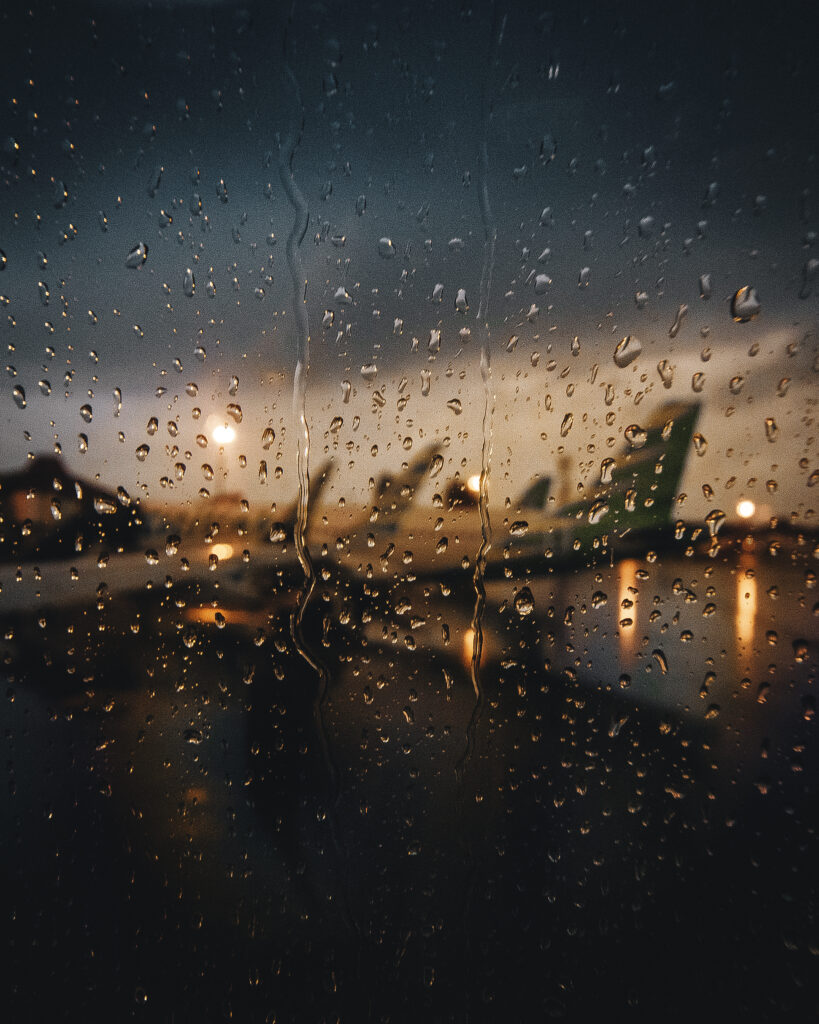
[210,543,234,560]
[467,474,481,494]
[737,499,755,519]
[212,423,236,445]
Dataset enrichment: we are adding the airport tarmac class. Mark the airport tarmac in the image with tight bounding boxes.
[1,535,816,1022]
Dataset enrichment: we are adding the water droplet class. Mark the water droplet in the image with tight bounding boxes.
[669,304,687,339]
[600,458,615,484]
[334,286,352,305]
[699,273,712,300]
[638,215,654,237]
[360,363,378,381]
[125,242,148,268]
[589,499,609,525]
[657,360,673,388]
[509,520,529,537]
[356,194,367,216]
[578,266,591,287]
[378,237,395,258]
[800,257,819,299]
[731,286,761,322]
[624,424,648,449]
[534,273,552,294]
[136,444,150,461]
[145,549,159,565]
[692,432,708,456]
[341,379,351,403]
[113,387,122,416]
[38,281,50,306]
[194,345,206,362]
[146,417,158,436]
[692,372,706,393]
[446,398,462,415]
[183,267,195,297]
[329,416,343,433]
[53,180,68,207]
[455,288,469,313]
[514,587,535,616]
[216,178,228,203]
[226,403,242,424]
[613,335,642,368]
[728,375,744,395]
[94,496,117,514]
[228,376,239,396]
[51,498,62,520]
[78,433,88,453]
[174,463,186,480]
[258,460,267,484]
[420,369,431,396]
[261,426,275,449]
[764,417,778,443]
[634,290,649,309]
[705,509,725,537]
[0,249,6,271]
[560,413,573,437]
[79,404,93,423]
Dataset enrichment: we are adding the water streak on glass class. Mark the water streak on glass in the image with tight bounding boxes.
[277,49,337,802]
[459,7,503,780]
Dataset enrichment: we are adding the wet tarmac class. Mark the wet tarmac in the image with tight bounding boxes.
[1,536,817,1022]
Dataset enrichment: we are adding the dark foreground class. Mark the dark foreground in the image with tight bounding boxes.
[2,542,817,1022]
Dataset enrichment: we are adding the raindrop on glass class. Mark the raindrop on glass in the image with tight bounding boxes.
[731,286,761,322]
[125,242,148,268]
[613,335,642,368]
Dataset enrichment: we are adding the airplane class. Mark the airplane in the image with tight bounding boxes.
[340,401,701,585]
[492,399,701,573]
[346,401,703,667]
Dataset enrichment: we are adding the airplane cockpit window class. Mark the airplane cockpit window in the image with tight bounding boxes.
[1,1,817,1020]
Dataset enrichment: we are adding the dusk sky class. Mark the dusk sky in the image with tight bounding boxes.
[0,0,816,523]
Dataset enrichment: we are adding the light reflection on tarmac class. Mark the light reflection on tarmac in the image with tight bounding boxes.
[1,541,817,1021]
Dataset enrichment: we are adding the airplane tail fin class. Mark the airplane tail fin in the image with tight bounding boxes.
[517,477,551,512]
[375,442,444,521]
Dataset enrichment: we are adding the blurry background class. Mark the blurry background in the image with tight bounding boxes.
[0,1,817,1021]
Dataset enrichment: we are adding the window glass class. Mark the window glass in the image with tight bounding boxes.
[1,1,817,1019]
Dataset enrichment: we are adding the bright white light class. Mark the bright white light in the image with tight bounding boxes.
[212,423,236,445]
[467,474,481,494]
[210,543,234,560]
[737,499,755,520]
